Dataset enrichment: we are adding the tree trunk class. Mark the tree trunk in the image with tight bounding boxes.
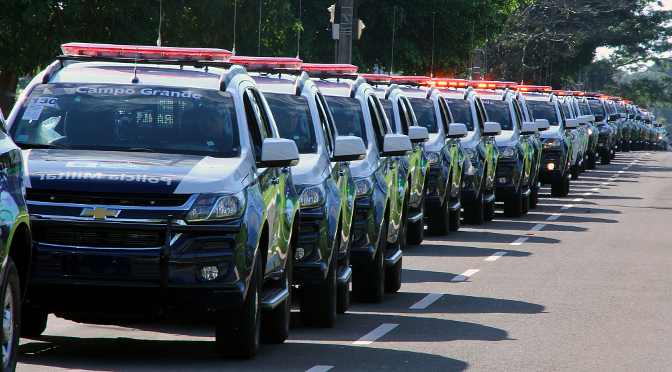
[0,70,19,118]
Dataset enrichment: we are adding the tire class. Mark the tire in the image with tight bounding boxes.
[587,152,597,170]
[503,185,523,218]
[2,259,20,372]
[385,206,406,294]
[610,149,616,160]
[601,151,611,165]
[522,189,530,215]
[406,188,425,245]
[426,197,448,236]
[215,255,262,359]
[570,162,580,180]
[337,233,350,314]
[300,249,337,328]
[449,203,461,231]
[352,221,386,303]
[261,246,293,344]
[551,176,568,197]
[20,306,48,338]
[529,179,539,209]
[463,180,484,225]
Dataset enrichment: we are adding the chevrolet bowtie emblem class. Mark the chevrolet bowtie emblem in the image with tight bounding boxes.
[81,206,121,220]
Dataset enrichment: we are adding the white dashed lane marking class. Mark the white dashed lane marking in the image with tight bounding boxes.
[547,214,561,221]
[353,323,399,345]
[510,237,528,246]
[560,205,573,210]
[485,252,507,261]
[583,192,593,197]
[409,293,443,309]
[530,224,545,231]
[452,269,481,282]
[306,366,334,372]
[573,198,583,202]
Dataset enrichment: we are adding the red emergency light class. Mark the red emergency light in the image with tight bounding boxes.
[230,56,302,70]
[61,42,232,62]
[301,63,358,75]
[428,78,469,88]
[583,92,602,98]
[516,85,553,93]
[359,74,392,84]
[468,81,517,90]
[390,76,431,86]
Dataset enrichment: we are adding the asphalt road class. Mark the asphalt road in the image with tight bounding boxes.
[18,150,672,372]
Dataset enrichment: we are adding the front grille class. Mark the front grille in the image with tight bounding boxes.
[28,189,192,207]
[33,226,164,248]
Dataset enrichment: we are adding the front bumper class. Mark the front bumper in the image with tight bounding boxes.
[538,148,566,182]
[495,158,520,197]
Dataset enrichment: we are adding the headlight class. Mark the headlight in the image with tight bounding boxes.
[186,191,246,222]
[499,146,516,159]
[355,177,374,197]
[542,138,562,149]
[599,126,609,133]
[298,184,325,208]
[427,151,442,165]
[587,128,593,135]
[464,147,478,160]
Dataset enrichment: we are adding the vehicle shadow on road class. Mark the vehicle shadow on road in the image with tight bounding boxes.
[20,335,469,371]
[404,244,531,257]
[423,230,560,245]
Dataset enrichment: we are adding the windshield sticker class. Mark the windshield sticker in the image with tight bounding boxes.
[65,162,151,171]
[21,97,59,121]
[74,87,202,99]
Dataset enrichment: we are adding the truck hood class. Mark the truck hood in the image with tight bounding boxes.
[291,153,330,186]
[539,126,562,140]
[22,149,253,195]
[495,130,518,147]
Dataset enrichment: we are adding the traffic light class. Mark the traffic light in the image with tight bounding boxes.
[353,19,365,40]
[328,4,341,24]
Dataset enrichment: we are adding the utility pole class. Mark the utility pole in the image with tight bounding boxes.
[338,0,354,64]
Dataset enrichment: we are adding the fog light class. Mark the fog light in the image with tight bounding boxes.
[498,177,507,184]
[462,181,466,188]
[295,247,305,260]
[200,266,219,281]
[547,163,555,171]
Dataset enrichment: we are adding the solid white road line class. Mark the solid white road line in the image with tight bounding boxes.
[547,214,561,221]
[530,224,546,231]
[409,293,444,309]
[510,237,528,246]
[451,269,481,282]
[306,366,334,372]
[560,205,573,210]
[353,323,399,345]
[485,252,507,261]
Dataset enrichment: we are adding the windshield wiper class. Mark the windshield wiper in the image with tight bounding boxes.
[19,143,66,150]
[126,148,156,153]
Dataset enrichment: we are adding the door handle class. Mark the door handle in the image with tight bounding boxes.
[389,163,396,169]
[271,177,280,185]
[338,170,346,176]
[281,167,291,174]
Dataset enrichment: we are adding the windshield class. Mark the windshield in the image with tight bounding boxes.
[324,95,368,146]
[482,100,513,131]
[578,101,592,116]
[527,101,560,126]
[265,93,317,154]
[589,101,606,117]
[409,98,439,133]
[11,84,239,157]
[444,99,474,131]
[380,100,394,127]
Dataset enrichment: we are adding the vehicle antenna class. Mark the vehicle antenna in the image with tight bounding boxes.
[391,5,396,74]
[296,0,302,59]
[431,12,435,78]
[233,0,237,55]
[157,0,163,47]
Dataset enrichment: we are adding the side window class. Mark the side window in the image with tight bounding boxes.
[244,89,268,162]
[512,101,523,129]
[474,98,486,130]
[367,95,387,151]
[401,97,417,127]
[438,98,451,134]
[314,93,334,154]
[396,99,410,135]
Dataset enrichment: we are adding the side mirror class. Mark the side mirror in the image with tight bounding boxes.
[482,121,502,136]
[594,114,605,122]
[332,136,366,162]
[655,123,663,128]
[381,134,412,157]
[628,114,635,119]
[447,123,468,139]
[620,113,627,119]
[520,122,538,135]
[635,115,642,120]
[408,126,429,143]
[535,119,550,131]
[260,138,300,167]
[564,118,579,129]
[608,114,619,122]
[586,115,595,123]
[577,116,588,126]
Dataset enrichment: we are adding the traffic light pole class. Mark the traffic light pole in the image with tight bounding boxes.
[338,0,353,64]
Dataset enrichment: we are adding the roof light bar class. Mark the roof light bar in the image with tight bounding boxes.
[61,42,232,62]
[583,92,602,98]
[427,78,469,88]
[390,76,431,86]
[359,74,392,84]
[468,81,517,90]
[301,63,358,75]
[516,85,553,93]
[230,56,302,70]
